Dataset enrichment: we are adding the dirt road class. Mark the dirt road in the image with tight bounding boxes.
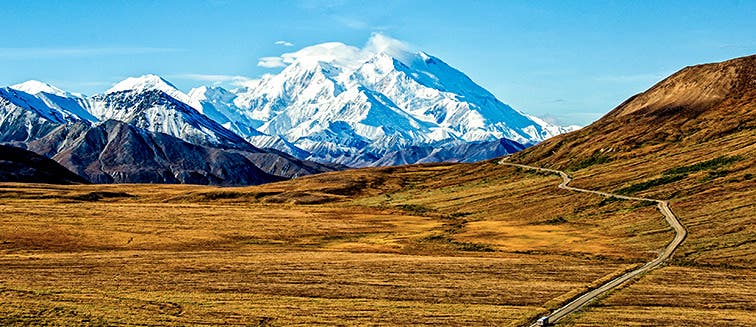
[498,161,687,326]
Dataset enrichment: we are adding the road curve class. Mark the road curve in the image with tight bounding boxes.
[498,160,687,326]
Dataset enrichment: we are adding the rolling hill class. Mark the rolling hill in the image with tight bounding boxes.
[514,54,755,268]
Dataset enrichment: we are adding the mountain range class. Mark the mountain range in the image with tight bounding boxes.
[0,37,577,185]
[0,79,338,185]
[189,37,577,166]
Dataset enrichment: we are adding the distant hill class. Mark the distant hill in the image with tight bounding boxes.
[0,144,88,184]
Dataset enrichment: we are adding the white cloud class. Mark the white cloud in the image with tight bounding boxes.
[280,42,363,68]
[363,32,411,57]
[170,73,254,85]
[274,40,294,47]
[257,56,287,68]
[258,33,414,70]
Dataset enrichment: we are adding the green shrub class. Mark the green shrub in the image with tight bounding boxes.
[567,152,612,171]
[617,174,687,195]
[663,155,741,175]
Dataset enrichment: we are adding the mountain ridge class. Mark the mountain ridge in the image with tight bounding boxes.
[0,36,580,183]
[514,54,756,168]
[0,82,338,185]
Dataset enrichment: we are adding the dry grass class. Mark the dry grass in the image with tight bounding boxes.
[545,129,756,269]
[0,161,679,326]
[559,266,756,326]
[0,138,752,325]
[511,130,755,326]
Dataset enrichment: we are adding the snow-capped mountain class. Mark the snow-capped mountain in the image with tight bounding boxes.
[213,34,577,166]
[187,85,265,139]
[88,75,253,149]
[0,86,91,145]
[1,34,579,173]
[105,74,198,110]
[0,77,339,185]
[10,80,98,123]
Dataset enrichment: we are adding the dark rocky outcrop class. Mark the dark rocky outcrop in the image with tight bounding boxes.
[0,144,88,184]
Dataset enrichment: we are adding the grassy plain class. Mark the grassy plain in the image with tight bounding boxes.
[1,162,681,326]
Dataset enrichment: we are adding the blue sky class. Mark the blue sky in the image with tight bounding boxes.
[1,0,754,125]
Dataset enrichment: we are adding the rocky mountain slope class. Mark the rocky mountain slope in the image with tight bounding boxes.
[0,144,88,184]
[516,54,755,168]
[26,120,282,185]
[0,82,337,185]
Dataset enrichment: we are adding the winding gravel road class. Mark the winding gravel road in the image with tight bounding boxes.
[498,160,687,326]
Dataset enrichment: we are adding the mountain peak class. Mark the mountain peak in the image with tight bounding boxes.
[106,74,197,109]
[11,80,73,98]
[106,74,177,94]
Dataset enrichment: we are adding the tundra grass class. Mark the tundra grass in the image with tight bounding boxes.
[0,163,671,326]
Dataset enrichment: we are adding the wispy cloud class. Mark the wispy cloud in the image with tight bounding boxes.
[334,16,370,29]
[0,47,184,60]
[257,33,410,71]
[275,40,294,47]
[257,56,287,68]
[169,73,254,85]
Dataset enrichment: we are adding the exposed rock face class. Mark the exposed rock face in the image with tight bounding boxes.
[372,138,526,166]
[28,120,283,185]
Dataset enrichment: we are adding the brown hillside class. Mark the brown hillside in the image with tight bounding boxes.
[517,54,755,168]
[512,55,755,325]
[512,54,755,267]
